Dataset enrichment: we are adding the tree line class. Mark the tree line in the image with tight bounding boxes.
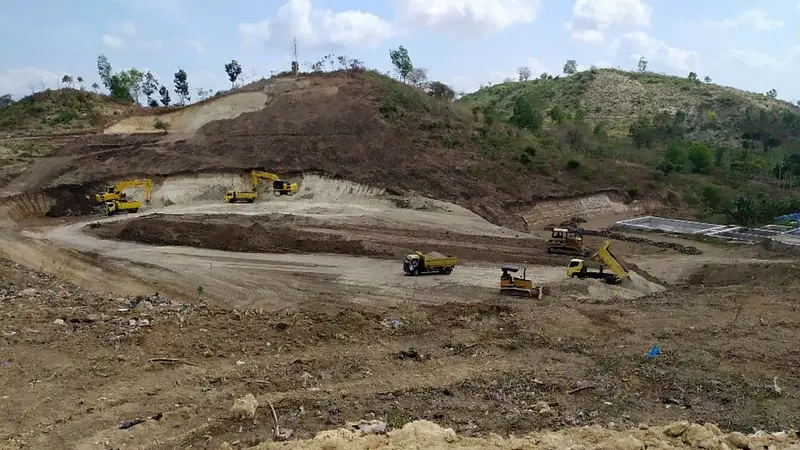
[94,54,246,107]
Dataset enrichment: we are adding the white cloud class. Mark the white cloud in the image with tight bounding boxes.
[102,34,124,47]
[711,9,783,31]
[238,20,271,46]
[609,31,697,72]
[187,39,204,53]
[393,0,541,37]
[570,0,651,30]
[572,28,604,43]
[0,67,62,98]
[238,0,393,49]
[718,49,783,69]
[119,21,138,37]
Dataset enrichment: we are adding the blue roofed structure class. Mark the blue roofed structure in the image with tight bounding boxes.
[776,212,800,222]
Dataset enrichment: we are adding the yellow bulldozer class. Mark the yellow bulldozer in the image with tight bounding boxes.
[500,266,543,299]
[225,170,297,203]
[547,227,589,256]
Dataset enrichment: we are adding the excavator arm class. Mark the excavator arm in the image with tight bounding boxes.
[96,178,152,203]
[250,171,280,189]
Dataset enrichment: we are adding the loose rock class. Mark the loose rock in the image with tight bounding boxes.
[231,393,258,420]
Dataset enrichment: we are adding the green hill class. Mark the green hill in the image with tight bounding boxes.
[460,68,799,141]
[0,88,139,136]
[458,68,800,226]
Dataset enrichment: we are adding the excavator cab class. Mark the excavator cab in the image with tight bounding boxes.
[272,180,296,196]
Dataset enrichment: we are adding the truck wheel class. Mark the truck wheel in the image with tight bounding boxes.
[248,198,255,203]
[131,208,139,213]
[444,267,453,275]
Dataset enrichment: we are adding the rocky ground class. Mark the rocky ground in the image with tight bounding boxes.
[1,246,799,448]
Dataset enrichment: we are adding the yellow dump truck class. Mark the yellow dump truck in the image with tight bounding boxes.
[402,251,457,275]
[104,199,141,215]
[566,241,630,285]
[225,190,257,203]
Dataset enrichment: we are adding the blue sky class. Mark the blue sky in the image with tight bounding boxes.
[1,0,798,103]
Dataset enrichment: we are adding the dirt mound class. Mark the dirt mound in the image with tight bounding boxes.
[15,72,652,228]
[248,420,798,449]
[545,221,703,256]
[86,214,555,263]
[688,262,800,287]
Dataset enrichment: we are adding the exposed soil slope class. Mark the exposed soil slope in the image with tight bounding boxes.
[6,72,660,228]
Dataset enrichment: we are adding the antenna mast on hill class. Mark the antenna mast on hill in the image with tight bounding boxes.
[291,36,299,75]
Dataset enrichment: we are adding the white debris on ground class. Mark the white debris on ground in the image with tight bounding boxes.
[243,420,799,450]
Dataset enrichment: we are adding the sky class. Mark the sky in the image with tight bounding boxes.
[0,0,799,103]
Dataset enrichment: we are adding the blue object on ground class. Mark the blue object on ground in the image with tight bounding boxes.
[648,345,661,358]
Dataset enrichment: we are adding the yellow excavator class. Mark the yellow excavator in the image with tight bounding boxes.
[225,170,297,203]
[95,179,152,203]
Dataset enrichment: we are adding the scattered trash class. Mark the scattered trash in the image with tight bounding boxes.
[348,419,388,435]
[647,345,660,359]
[52,319,66,326]
[662,396,689,408]
[773,377,782,395]
[396,348,427,361]
[119,412,163,429]
[236,360,246,366]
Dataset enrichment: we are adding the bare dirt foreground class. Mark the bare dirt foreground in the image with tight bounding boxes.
[1,176,800,449]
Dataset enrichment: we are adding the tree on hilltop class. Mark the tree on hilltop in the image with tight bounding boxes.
[637,56,647,72]
[61,75,74,88]
[224,60,242,88]
[563,60,578,75]
[158,85,171,106]
[426,81,455,101]
[407,67,428,88]
[97,54,113,89]
[174,69,190,105]
[127,69,144,104]
[142,71,159,105]
[389,45,413,82]
[517,66,531,81]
